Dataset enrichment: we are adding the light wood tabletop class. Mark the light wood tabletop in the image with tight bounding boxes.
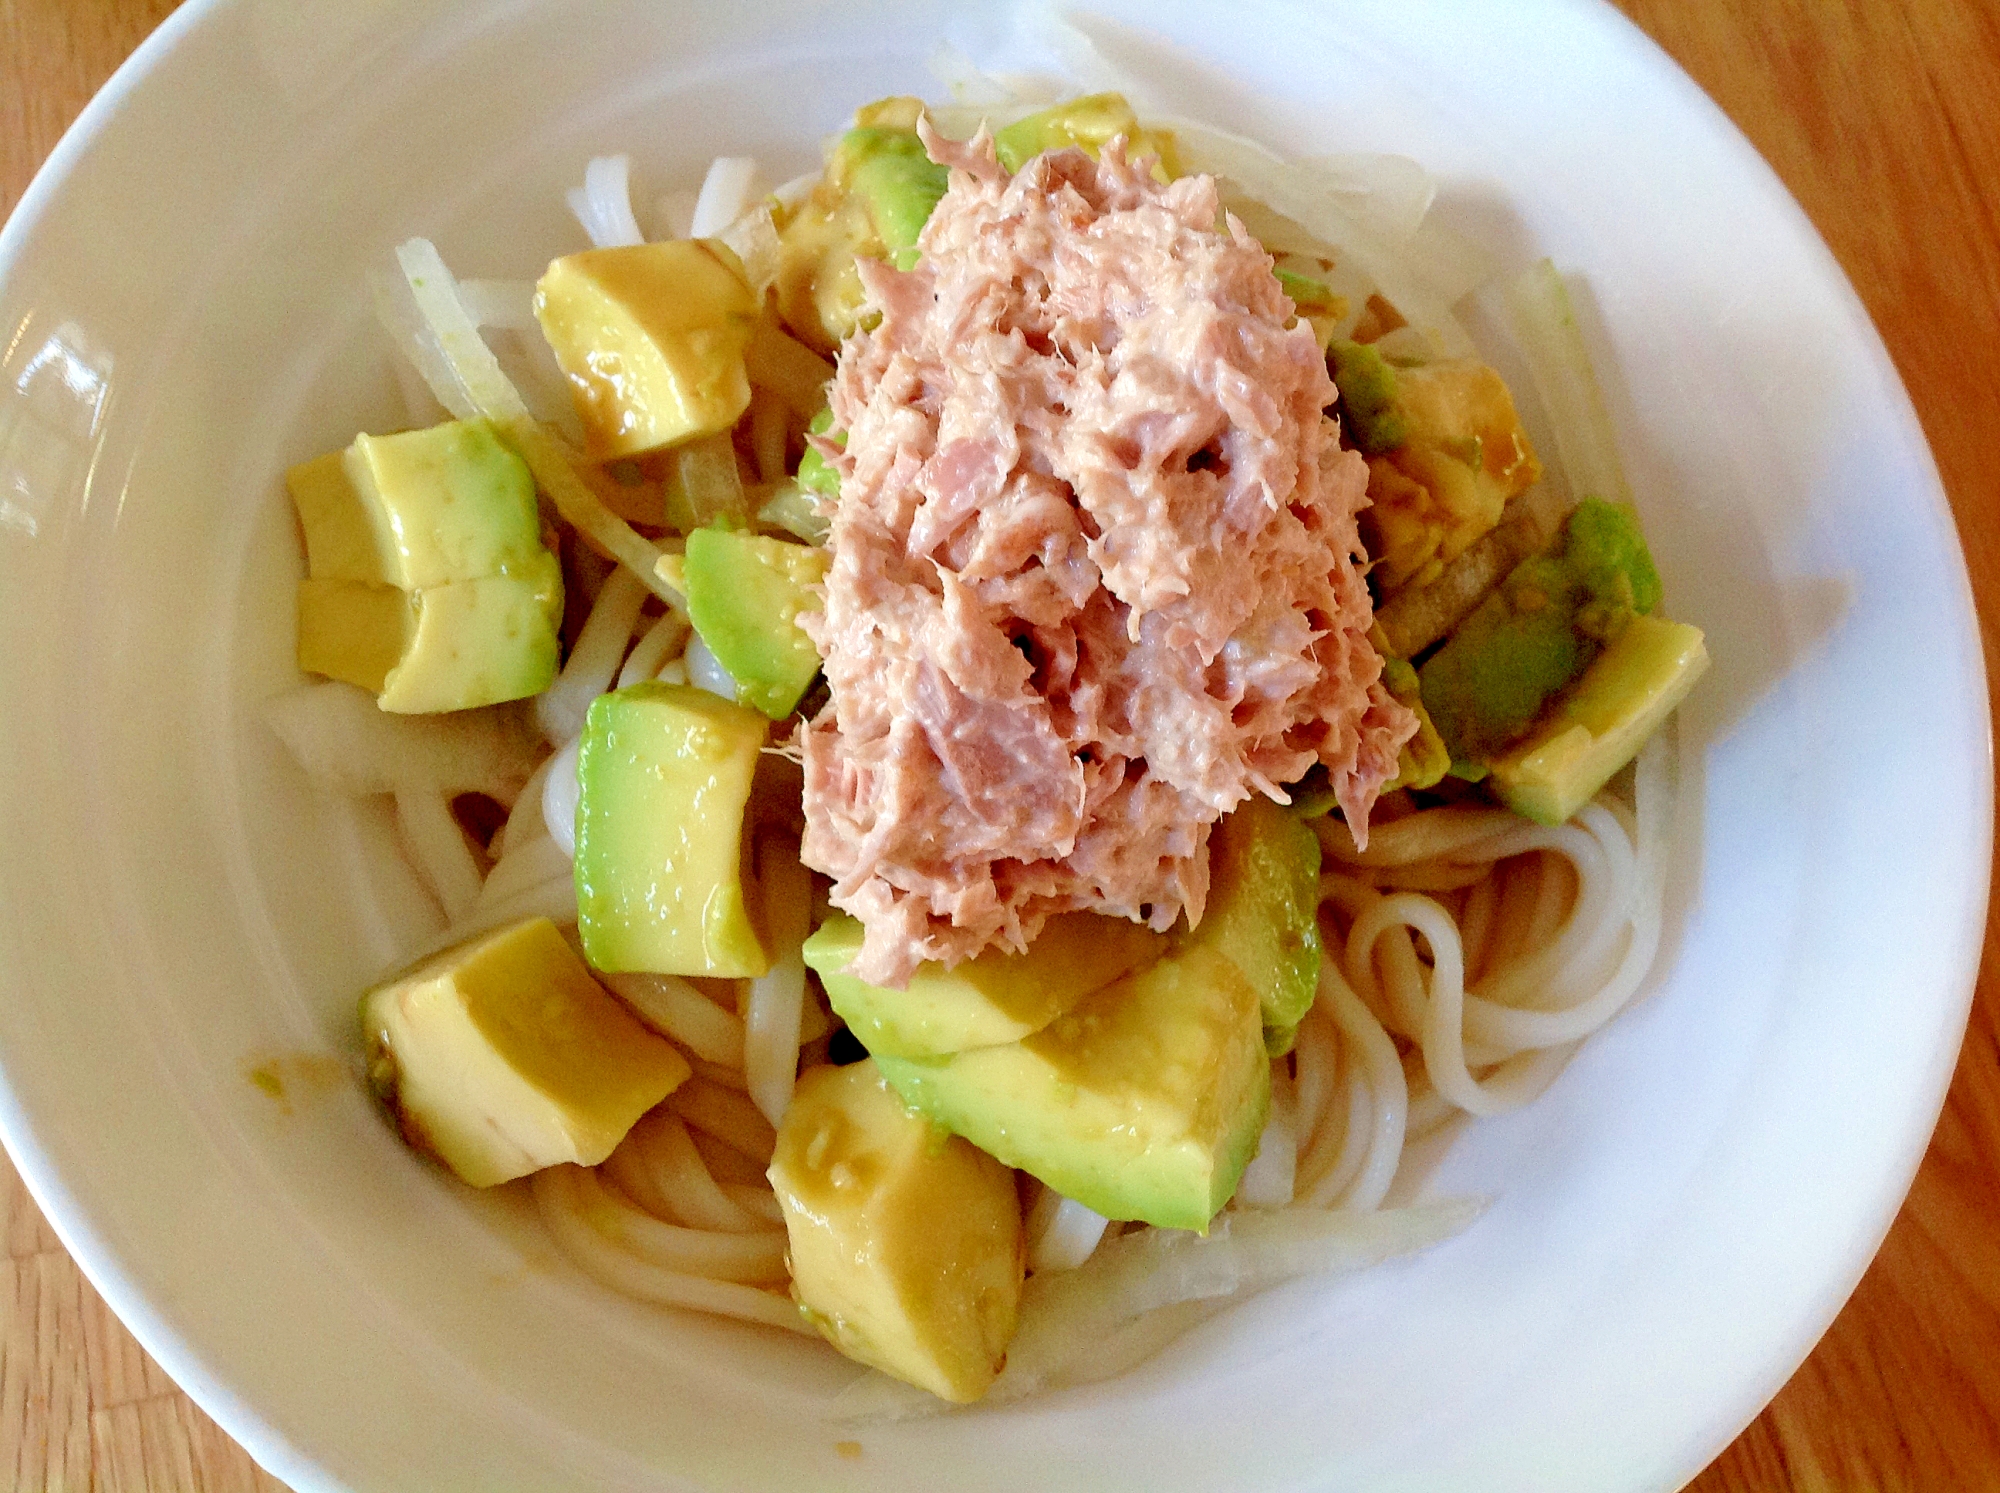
[3,2,1997,1489]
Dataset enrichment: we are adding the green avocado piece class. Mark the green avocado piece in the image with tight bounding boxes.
[1182,798,1322,1055]
[1377,651,1451,793]
[359,917,691,1187]
[1564,494,1664,635]
[1418,499,1662,766]
[992,93,1177,177]
[288,419,546,589]
[574,682,771,978]
[770,1059,1023,1403]
[287,419,563,712]
[1490,614,1707,825]
[875,946,1270,1232]
[839,128,950,268]
[1275,268,1345,351]
[795,406,843,502]
[682,527,829,719]
[297,562,563,714]
[804,911,1167,1058]
[1330,340,1409,456]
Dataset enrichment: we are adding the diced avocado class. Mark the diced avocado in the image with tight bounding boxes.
[1355,358,1543,597]
[876,946,1269,1232]
[287,419,562,712]
[1491,615,1707,825]
[298,564,562,714]
[852,96,925,132]
[1184,798,1322,1054]
[769,1059,1023,1403]
[1330,340,1408,456]
[682,528,829,719]
[840,128,950,271]
[1374,493,1562,659]
[1377,649,1451,793]
[574,682,772,977]
[1418,499,1661,767]
[360,916,691,1187]
[1274,268,1347,351]
[774,115,950,350]
[534,241,758,458]
[804,911,1167,1058]
[1564,492,1663,629]
[992,92,1178,179]
[795,406,843,501]
[288,420,546,589]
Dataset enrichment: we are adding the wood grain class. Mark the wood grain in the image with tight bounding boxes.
[3,2,1997,1489]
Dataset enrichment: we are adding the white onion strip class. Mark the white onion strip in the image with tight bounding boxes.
[745,840,812,1126]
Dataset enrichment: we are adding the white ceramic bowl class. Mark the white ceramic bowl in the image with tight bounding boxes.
[0,2,1987,1489]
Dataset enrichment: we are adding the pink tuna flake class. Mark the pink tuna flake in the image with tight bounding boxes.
[799,124,1416,986]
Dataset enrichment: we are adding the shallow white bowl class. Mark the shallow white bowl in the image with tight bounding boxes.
[0,1,1987,1489]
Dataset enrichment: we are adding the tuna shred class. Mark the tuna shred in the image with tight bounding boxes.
[800,123,1416,985]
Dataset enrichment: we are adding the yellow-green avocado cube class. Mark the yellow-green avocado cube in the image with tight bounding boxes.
[1490,614,1707,825]
[769,1060,1024,1403]
[1182,797,1323,1056]
[534,241,758,458]
[876,946,1269,1232]
[682,528,829,720]
[573,681,772,978]
[992,92,1179,179]
[286,419,562,713]
[803,911,1167,1058]
[360,916,690,1187]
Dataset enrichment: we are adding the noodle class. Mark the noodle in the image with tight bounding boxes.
[615,610,691,689]
[601,971,747,1068]
[393,787,483,921]
[535,566,650,742]
[667,1078,778,1164]
[530,1168,809,1333]
[744,839,813,1127]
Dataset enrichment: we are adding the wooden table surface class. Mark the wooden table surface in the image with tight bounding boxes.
[4,2,1997,1489]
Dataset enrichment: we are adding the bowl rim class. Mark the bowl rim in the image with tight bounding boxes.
[0,2,1989,1489]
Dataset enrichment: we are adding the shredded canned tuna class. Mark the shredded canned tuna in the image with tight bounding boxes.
[800,123,1416,985]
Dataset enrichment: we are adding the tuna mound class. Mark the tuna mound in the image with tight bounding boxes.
[801,123,1415,985]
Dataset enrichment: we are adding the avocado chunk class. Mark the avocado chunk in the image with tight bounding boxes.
[841,128,950,271]
[1377,649,1451,793]
[1330,341,1408,456]
[298,571,562,714]
[1183,798,1322,1055]
[1418,498,1662,768]
[535,240,758,458]
[361,916,691,1187]
[682,527,829,719]
[574,682,772,977]
[1274,268,1347,351]
[1491,614,1707,825]
[769,1059,1023,1402]
[992,92,1178,178]
[774,112,951,350]
[286,419,562,713]
[876,946,1269,1232]
[1348,355,1544,598]
[804,911,1167,1059]
[794,406,843,502]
